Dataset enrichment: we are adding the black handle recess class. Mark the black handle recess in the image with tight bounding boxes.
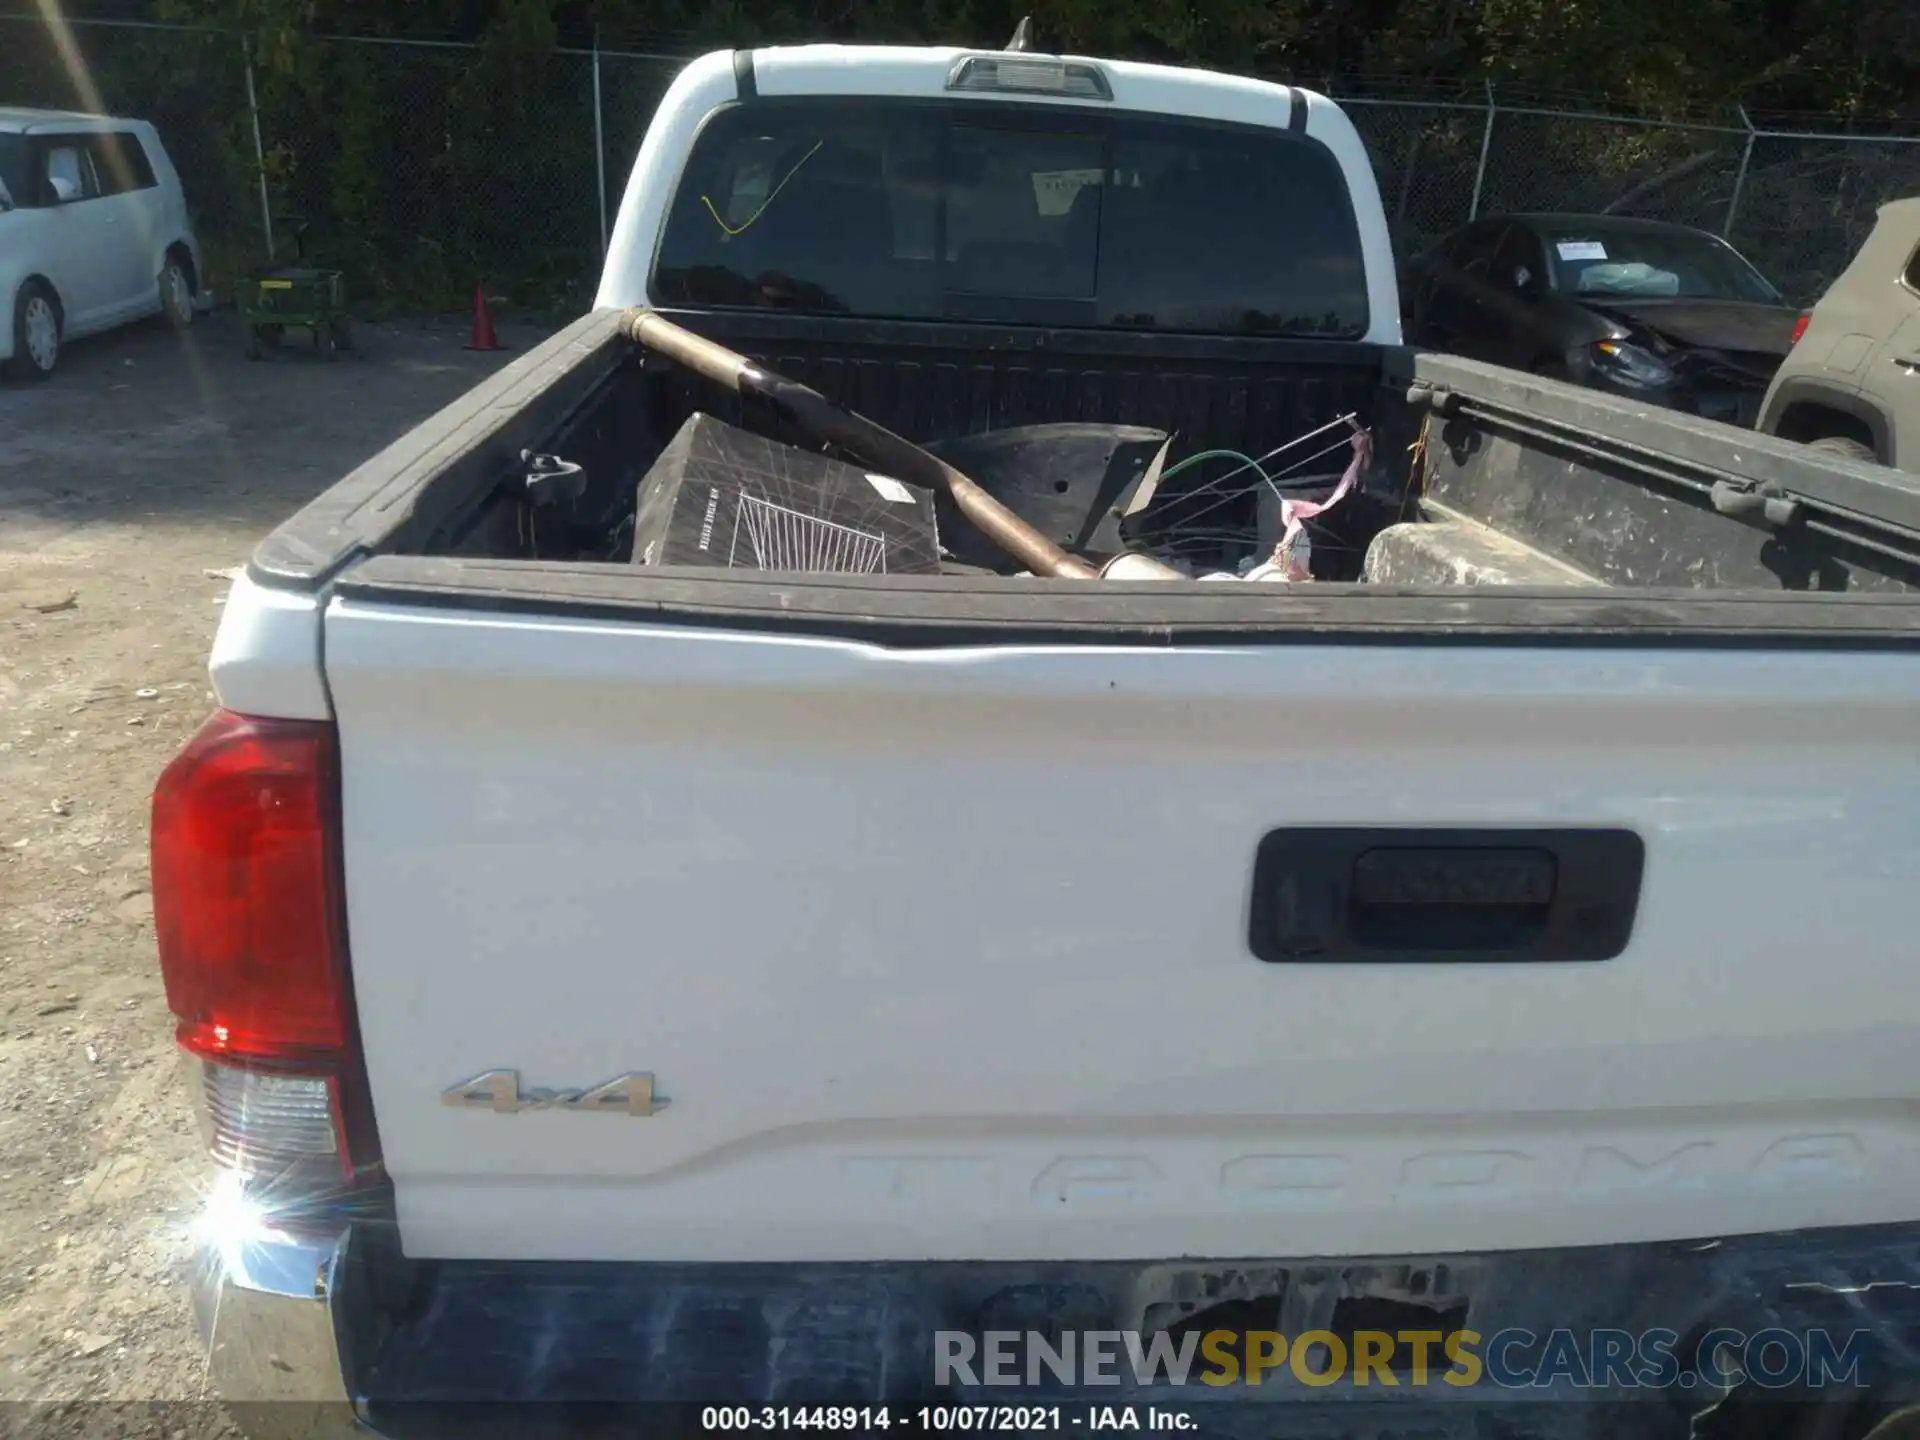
[1248,828,1644,964]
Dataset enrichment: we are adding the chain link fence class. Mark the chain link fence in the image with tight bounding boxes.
[1730,133,1920,302]
[248,41,602,311]
[4,13,1918,313]
[1339,95,1920,304]
[0,14,682,316]
[0,17,263,279]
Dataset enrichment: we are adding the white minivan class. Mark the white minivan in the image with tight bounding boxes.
[0,108,204,380]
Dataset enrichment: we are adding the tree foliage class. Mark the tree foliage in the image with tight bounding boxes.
[158,0,1920,123]
[69,0,1906,312]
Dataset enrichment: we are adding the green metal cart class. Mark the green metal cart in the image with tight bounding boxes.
[240,221,351,361]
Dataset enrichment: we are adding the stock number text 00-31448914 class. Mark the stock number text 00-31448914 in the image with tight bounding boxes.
[700,1408,1196,1432]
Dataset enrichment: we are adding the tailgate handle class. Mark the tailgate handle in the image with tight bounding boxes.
[1248,828,1643,964]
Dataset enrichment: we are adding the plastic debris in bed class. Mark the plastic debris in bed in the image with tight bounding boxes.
[1121,416,1372,582]
[922,424,1171,572]
[629,413,943,576]
[1236,421,1373,582]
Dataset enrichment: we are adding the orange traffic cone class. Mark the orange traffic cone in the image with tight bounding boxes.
[463,284,504,352]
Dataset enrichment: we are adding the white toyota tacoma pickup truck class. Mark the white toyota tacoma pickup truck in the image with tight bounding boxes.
[160,40,1920,1440]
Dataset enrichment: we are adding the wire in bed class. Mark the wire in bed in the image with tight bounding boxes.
[1157,449,1273,487]
[1160,432,1360,533]
[1145,415,1359,512]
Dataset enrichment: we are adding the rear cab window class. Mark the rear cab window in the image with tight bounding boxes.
[653,97,1370,338]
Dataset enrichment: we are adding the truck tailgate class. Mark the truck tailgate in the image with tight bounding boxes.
[323,594,1920,1264]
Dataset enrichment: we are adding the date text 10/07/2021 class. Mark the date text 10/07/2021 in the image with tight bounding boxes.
[701,1407,1194,1432]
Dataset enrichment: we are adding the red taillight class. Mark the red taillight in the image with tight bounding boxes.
[153,710,346,1059]
[1791,312,1811,345]
[152,710,379,1185]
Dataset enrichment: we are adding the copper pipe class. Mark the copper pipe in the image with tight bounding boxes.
[624,310,757,392]
[621,309,1100,580]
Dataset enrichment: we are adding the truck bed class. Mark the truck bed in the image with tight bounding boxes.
[249,308,1920,605]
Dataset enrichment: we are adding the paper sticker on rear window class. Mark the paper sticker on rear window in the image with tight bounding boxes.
[1031,168,1104,217]
[866,474,915,504]
[1557,240,1608,261]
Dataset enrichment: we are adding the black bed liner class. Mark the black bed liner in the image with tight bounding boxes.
[254,305,1920,632]
[248,308,1385,592]
[249,309,632,590]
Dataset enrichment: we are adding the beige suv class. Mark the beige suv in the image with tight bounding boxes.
[1758,196,1920,469]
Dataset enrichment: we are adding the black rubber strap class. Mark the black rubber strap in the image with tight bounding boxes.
[1288,88,1308,131]
[733,49,757,99]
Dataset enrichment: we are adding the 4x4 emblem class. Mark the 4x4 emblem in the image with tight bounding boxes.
[441,1070,668,1116]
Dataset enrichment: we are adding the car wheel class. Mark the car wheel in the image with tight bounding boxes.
[5,281,60,381]
[160,259,194,329]
[1808,434,1875,463]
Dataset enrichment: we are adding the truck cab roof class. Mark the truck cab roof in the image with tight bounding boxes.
[729,42,1329,128]
[597,43,1398,338]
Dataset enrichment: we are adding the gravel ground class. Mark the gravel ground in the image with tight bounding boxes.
[0,309,545,1435]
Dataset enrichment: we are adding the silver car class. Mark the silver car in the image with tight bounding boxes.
[1758,196,1920,469]
[0,108,203,380]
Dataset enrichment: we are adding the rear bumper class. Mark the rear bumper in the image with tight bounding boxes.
[194,1197,1920,1439]
[190,1187,361,1439]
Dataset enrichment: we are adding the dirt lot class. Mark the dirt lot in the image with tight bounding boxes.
[0,311,543,1434]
